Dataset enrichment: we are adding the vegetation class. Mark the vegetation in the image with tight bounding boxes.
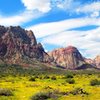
[0,64,100,100]
[0,88,13,96]
[29,77,36,81]
[90,79,100,86]
[66,78,75,84]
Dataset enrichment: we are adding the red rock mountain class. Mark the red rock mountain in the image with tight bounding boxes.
[48,46,85,69]
[0,25,52,65]
[94,55,100,68]
[85,58,95,66]
[0,25,99,70]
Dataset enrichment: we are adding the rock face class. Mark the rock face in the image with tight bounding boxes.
[84,56,100,69]
[0,25,52,65]
[48,46,85,69]
[94,55,100,68]
[84,58,95,66]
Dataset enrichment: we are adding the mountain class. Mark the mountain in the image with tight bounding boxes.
[85,58,95,66]
[84,55,100,69]
[94,55,100,68]
[0,25,99,70]
[0,25,53,66]
[48,46,85,69]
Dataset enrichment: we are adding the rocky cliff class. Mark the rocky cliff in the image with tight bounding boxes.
[48,46,85,69]
[94,55,100,68]
[0,25,52,66]
[84,55,100,69]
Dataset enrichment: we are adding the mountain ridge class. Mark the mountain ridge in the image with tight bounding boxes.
[0,25,99,70]
[0,25,53,66]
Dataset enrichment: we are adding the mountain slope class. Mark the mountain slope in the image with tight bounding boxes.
[0,25,52,66]
[48,46,85,69]
[94,55,100,68]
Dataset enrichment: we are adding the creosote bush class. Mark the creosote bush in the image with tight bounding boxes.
[65,73,74,78]
[70,88,89,95]
[90,79,100,86]
[51,76,57,80]
[29,77,36,81]
[66,78,75,84]
[44,75,50,79]
[31,90,58,100]
[31,92,50,100]
[0,88,13,96]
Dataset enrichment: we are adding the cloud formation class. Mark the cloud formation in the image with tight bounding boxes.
[0,0,100,58]
[76,1,100,17]
[0,10,42,26]
[42,28,100,58]
[27,17,100,38]
[27,17,100,58]
[21,0,51,13]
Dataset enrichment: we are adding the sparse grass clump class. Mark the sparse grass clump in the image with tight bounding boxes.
[0,88,13,96]
[90,79,100,86]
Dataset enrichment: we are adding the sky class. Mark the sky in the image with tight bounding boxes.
[0,0,100,58]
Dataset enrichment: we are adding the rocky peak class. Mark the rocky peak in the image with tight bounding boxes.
[0,25,52,65]
[48,46,85,69]
[94,55,100,68]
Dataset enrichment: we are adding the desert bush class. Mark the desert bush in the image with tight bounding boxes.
[43,75,50,79]
[51,76,56,80]
[70,88,89,95]
[65,73,74,78]
[31,91,52,100]
[31,89,60,100]
[90,79,100,86]
[29,77,36,81]
[0,88,13,96]
[66,78,75,84]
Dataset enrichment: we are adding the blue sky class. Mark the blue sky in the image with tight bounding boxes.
[0,0,100,58]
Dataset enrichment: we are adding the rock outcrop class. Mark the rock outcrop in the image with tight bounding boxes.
[94,55,100,68]
[84,58,95,66]
[48,46,85,69]
[0,25,52,65]
[84,55,100,69]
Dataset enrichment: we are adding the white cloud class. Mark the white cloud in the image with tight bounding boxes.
[91,11,99,18]
[56,0,100,17]
[0,10,42,26]
[42,28,100,58]
[27,17,100,38]
[26,17,100,58]
[21,0,51,13]
[77,2,100,13]
[76,1,100,17]
[57,0,80,12]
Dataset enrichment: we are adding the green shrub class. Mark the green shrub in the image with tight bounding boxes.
[31,90,60,100]
[65,73,74,78]
[70,88,89,95]
[51,76,56,80]
[0,88,13,96]
[90,79,100,86]
[66,78,75,84]
[31,91,51,100]
[44,75,50,79]
[29,77,36,81]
